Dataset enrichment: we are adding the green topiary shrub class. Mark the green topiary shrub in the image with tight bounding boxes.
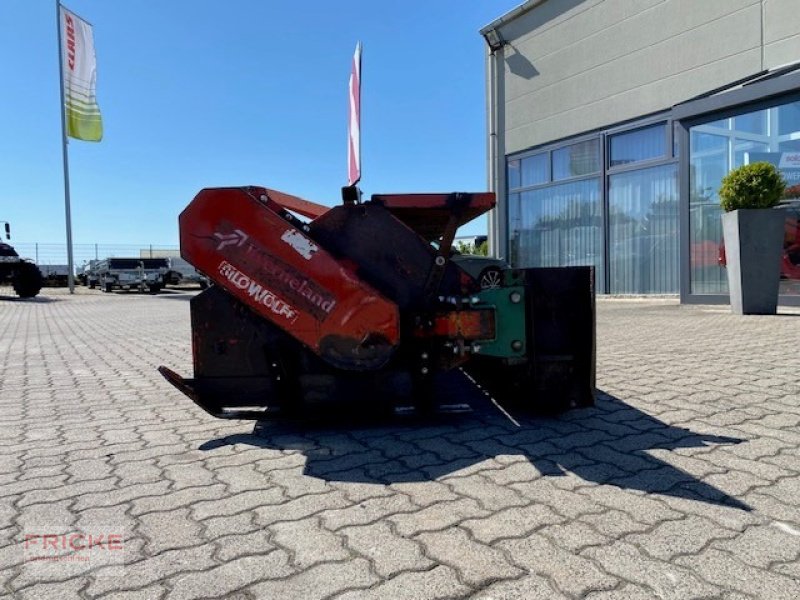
[719,162,786,212]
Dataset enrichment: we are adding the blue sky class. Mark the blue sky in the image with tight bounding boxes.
[0,1,512,246]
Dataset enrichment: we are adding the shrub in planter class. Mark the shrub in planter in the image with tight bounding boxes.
[719,161,785,211]
[719,162,786,314]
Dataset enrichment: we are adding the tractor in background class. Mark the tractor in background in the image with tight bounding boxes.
[0,223,43,299]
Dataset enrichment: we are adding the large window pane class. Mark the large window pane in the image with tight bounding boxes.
[690,131,727,204]
[609,124,666,167]
[690,98,800,296]
[734,139,768,168]
[609,165,678,293]
[521,153,548,187]
[507,192,521,265]
[689,130,728,294]
[507,159,521,190]
[510,178,604,290]
[552,139,600,180]
[734,111,767,135]
[778,101,800,135]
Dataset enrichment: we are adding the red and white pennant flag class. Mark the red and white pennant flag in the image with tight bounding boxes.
[347,42,362,187]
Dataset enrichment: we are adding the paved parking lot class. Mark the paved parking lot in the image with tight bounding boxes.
[1,287,799,599]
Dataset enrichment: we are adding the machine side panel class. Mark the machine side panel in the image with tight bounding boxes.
[179,187,400,371]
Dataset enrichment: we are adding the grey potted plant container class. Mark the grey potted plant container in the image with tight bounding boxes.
[720,161,786,315]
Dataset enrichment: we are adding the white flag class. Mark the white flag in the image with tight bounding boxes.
[347,42,361,186]
[60,5,103,141]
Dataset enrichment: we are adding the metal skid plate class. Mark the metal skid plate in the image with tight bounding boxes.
[159,286,298,417]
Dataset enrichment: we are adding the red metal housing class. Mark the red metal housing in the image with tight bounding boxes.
[179,186,400,370]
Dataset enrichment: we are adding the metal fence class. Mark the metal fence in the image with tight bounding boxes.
[12,243,179,272]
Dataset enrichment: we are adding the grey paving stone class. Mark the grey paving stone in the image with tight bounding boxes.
[389,480,459,507]
[202,511,261,541]
[96,585,168,600]
[253,490,351,527]
[389,497,489,537]
[190,486,285,520]
[624,515,739,561]
[539,518,612,552]
[319,492,417,530]
[165,550,293,600]
[574,484,683,526]
[474,573,567,599]
[270,516,350,568]
[160,461,216,491]
[14,578,87,600]
[416,527,522,587]
[340,520,434,578]
[87,545,218,596]
[583,584,659,599]
[499,533,618,597]
[334,565,470,600]
[713,523,800,568]
[138,507,204,554]
[444,473,528,512]
[674,548,800,599]
[578,509,652,539]
[247,557,377,600]
[460,503,564,545]
[213,528,274,562]
[509,480,606,519]
[584,540,722,599]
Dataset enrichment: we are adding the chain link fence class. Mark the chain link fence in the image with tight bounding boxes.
[12,243,179,275]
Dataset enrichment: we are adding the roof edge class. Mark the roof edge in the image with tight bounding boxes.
[479,0,548,35]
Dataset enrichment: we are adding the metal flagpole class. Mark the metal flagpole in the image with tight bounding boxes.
[56,1,75,294]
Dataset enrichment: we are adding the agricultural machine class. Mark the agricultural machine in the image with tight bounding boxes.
[159,186,595,419]
[0,222,43,299]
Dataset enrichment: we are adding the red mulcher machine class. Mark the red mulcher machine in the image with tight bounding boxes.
[159,186,595,419]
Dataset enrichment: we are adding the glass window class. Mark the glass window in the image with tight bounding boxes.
[520,153,548,187]
[609,123,666,167]
[734,139,769,168]
[733,111,767,135]
[689,130,728,294]
[552,139,600,180]
[778,101,800,135]
[510,177,604,290]
[609,164,678,293]
[689,97,800,296]
[690,131,727,204]
[507,159,521,190]
[507,193,521,266]
[705,118,730,130]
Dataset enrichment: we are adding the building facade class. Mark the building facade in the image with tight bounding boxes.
[482,0,800,303]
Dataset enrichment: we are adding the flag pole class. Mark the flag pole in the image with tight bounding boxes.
[56,1,75,294]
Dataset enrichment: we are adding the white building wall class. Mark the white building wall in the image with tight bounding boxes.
[487,0,799,155]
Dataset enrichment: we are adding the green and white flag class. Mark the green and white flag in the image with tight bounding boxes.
[59,5,103,141]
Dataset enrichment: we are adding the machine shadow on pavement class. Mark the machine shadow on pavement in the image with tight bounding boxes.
[199,375,749,511]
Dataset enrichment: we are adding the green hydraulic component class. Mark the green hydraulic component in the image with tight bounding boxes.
[472,281,527,359]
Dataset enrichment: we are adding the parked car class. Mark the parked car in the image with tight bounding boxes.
[96,257,169,293]
[79,260,101,288]
[39,264,71,287]
[451,254,507,289]
[164,257,209,289]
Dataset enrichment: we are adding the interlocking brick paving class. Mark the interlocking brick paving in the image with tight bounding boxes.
[1,288,799,599]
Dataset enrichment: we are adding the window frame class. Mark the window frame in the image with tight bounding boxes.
[506,112,677,294]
